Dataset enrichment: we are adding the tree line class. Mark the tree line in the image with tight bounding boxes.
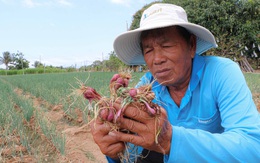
[0,51,30,70]
[78,51,145,72]
[0,51,61,70]
[0,50,145,75]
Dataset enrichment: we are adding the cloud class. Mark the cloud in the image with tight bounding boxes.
[57,0,72,6]
[1,0,10,4]
[110,0,131,6]
[0,0,17,4]
[110,0,155,7]
[22,0,72,8]
[22,0,41,8]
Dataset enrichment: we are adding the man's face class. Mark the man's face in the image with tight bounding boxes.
[141,26,196,87]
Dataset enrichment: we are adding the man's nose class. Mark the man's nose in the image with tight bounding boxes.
[153,47,166,65]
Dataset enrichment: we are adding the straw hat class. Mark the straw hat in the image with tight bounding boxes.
[113,3,217,65]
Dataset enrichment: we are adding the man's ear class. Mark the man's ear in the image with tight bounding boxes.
[190,35,197,58]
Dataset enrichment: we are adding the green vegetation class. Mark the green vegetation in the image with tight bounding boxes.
[0,78,52,161]
[0,67,67,75]
[0,72,144,161]
[244,73,260,94]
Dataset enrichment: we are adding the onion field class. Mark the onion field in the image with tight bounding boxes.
[0,71,259,162]
[0,72,144,162]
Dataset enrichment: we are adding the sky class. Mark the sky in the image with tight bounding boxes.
[0,0,158,68]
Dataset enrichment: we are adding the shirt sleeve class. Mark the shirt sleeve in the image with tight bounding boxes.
[106,144,143,163]
[106,156,120,163]
[165,60,260,162]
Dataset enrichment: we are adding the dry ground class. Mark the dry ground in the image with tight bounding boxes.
[3,88,107,163]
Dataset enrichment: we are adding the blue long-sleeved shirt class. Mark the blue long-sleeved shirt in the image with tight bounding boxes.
[107,54,260,162]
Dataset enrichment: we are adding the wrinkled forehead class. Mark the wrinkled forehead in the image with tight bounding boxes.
[140,25,193,46]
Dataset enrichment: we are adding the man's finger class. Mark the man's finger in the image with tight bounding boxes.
[117,117,148,134]
[104,141,125,158]
[109,131,145,147]
[91,120,111,136]
[113,101,152,121]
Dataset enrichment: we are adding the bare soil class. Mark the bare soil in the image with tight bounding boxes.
[5,88,107,163]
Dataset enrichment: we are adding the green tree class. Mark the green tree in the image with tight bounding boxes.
[104,51,126,72]
[92,60,103,71]
[12,52,30,70]
[0,51,13,71]
[33,61,44,68]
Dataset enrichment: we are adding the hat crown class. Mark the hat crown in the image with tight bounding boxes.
[140,4,188,28]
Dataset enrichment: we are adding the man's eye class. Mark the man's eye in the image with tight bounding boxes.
[144,49,152,54]
[162,45,172,48]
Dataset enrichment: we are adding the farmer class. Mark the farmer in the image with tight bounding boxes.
[91,3,260,162]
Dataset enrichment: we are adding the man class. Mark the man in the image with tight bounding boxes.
[91,3,260,162]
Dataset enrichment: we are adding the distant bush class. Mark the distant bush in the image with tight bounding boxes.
[0,70,4,75]
[0,68,68,75]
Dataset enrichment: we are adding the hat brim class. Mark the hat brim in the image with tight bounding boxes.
[113,22,217,65]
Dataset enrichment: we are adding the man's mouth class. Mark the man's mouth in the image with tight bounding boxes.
[155,68,171,78]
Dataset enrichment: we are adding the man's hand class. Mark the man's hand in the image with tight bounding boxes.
[111,102,172,154]
[90,111,125,159]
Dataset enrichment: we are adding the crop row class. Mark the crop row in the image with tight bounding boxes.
[0,71,144,161]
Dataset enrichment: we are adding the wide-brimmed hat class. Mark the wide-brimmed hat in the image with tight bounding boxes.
[113,3,217,65]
